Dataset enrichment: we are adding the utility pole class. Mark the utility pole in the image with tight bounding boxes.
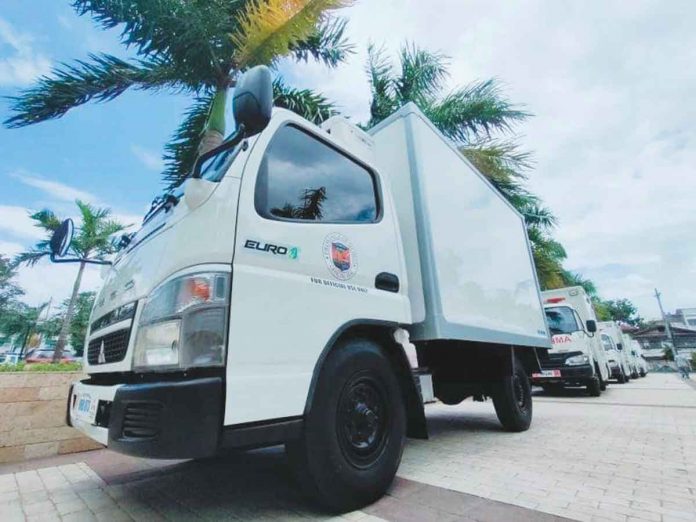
[654,288,677,359]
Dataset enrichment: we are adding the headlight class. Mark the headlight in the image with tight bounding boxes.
[133,272,230,371]
[565,354,590,366]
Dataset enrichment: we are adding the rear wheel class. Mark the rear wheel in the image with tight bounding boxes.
[287,337,406,513]
[492,356,532,432]
[617,371,626,384]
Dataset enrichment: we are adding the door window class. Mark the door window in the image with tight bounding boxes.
[255,125,379,223]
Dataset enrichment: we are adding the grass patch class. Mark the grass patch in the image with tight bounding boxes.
[0,362,82,372]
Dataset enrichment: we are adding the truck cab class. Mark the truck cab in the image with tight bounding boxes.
[600,332,627,383]
[535,287,610,396]
[51,66,550,512]
[598,321,632,382]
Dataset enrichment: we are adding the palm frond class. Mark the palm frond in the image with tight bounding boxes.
[14,250,51,268]
[290,17,353,67]
[273,78,336,124]
[366,43,397,126]
[163,94,215,188]
[28,209,62,232]
[4,54,183,128]
[71,0,230,82]
[519,203,557,229]
[232,0,353,68]
[396,43,448,103]
[423,79,529,142]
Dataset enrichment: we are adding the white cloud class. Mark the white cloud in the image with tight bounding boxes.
[10,171,99,204]
[131,145,165,172]
[0,17,51,86]
[0,205,44,240]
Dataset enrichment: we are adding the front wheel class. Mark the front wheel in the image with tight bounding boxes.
[287,337,406,513]
[587,377,601,397]
[491,356,532,432]
[597,364,607,391]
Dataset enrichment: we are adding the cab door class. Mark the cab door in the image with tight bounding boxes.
[224,113,409,426]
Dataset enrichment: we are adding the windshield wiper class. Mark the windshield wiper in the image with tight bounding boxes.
[143,193,180,224]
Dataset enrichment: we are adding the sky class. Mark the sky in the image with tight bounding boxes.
[1,0,695,319]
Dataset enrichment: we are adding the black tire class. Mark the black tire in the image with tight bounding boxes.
[491,356,532,432]
[640,369,646,377]
[616,371,626,384]
[587,377,601,397]
[286,337,406,513]
[631,371,639,379]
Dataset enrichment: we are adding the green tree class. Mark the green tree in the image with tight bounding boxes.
[594,298,643,327]
[0,255,24,312]
[65,292,97,356]
[0,301,47,354]
[15,201,126,362]
[363,43,566,288]
[5,0,353,187]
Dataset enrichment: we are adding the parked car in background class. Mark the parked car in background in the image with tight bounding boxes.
[631,340,648,377]
[24,347,77,364]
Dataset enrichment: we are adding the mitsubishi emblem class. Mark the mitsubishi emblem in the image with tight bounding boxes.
[98,340,106,364]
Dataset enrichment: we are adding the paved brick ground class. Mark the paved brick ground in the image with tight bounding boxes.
[0,373,694,521]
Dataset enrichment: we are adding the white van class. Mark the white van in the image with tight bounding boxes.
[600,332,628,383]
[598,321,632,382]
[536,287,610,396]
[629,339,647,377]
[53,67,551,511]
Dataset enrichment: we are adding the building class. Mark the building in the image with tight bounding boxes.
[631,322,696,363]
[665,308,696,328]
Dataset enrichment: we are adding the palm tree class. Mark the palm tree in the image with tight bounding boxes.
[363,43,569,289]
[15,200,126,362]
[5,0,353,187]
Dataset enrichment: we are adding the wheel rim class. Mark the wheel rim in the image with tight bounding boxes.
[513,373,528,410]
[337,373,389,469]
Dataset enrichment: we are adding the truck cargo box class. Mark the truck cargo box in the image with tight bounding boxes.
[369,103,550,349]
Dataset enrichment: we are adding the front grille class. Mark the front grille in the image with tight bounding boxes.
[88,329,131,365]
[539,351,583,369]
[122,402,162,439]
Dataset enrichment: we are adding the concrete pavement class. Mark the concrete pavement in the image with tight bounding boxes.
[1,373,694,521]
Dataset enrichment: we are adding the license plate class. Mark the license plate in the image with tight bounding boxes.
[74,393,97,424]
[533,370,561,378]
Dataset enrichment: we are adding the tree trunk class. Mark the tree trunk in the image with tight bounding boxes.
[53,261,85,363]
[197,88,228,157]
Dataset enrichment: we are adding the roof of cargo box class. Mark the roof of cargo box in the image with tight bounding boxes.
[368,103,551,349]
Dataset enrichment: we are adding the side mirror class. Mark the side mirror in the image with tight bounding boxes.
[232,65,273,136]
[586,320,597,333]
[49,219,74,258]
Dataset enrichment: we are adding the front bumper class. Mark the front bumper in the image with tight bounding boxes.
[68,377,223,459]
[532,364,594,384]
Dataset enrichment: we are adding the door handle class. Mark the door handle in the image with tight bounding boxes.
[375,272,399,293]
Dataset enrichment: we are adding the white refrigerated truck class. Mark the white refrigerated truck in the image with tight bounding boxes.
[535,287,610,396]
[54,67,550,511]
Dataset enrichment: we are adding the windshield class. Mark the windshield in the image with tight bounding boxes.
[198,140,244,182]
[545,306,579,335]
[601,334,615,351]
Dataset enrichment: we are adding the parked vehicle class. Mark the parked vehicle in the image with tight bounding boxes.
[600,332,628,383]
[631,340,648,377]
[598,321,632,382]
[621,333,640,379]
[57,67,551,512]
[0,346,24,365]
[535,286,610,396]
[25,347,78,364]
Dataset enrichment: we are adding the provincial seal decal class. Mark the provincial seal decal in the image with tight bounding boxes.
[322,233,357,280]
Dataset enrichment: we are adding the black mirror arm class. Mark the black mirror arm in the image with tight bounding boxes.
[192,123,246,179]
[49,254,112,266]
